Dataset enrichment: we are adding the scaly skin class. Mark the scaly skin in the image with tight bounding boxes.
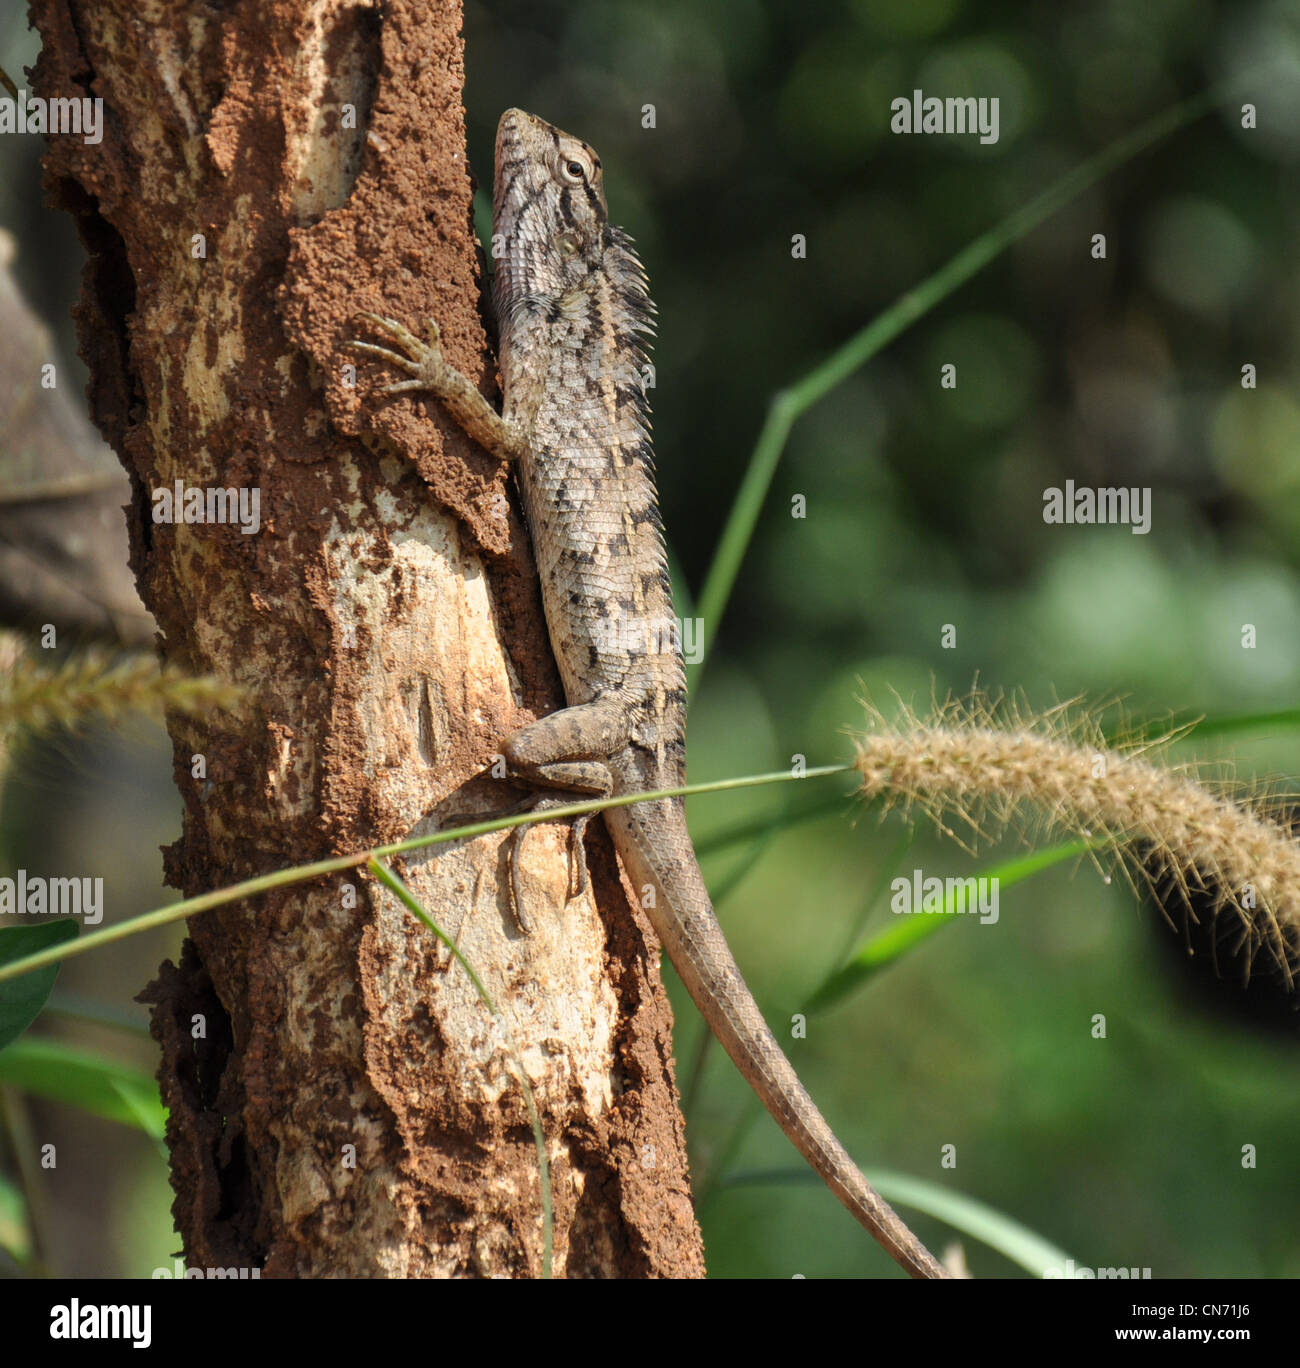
[349,107,946,1280]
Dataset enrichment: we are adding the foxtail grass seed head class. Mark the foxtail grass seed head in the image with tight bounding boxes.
[853,692,1300,987]
[0,647,244,740]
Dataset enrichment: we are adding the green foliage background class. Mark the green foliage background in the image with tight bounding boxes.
[2,0,1298,1277]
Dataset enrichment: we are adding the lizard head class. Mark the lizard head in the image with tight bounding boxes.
[493,108,611,311]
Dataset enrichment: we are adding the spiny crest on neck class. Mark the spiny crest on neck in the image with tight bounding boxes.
[602,222,656,439]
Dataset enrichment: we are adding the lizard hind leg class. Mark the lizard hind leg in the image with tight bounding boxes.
[501,698,628,927]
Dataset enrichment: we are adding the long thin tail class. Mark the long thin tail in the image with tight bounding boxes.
[605,798,948,1279]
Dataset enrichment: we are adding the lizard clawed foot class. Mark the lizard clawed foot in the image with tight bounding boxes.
[508,805,594,933]
[345,312,446,394]
[508,833,537,936]
[567,814,592,898]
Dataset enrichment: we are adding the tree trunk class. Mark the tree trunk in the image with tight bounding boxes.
[32,0,702,1277]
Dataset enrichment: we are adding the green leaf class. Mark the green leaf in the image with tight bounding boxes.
[1170,707,1300,740]
[0,1037,166,1137]
[720,1164,1071,1276]
[867,1169,1073,1277]
[0,922,79,1053]
[808,839,1099,1011]
[0,1171,31,1265]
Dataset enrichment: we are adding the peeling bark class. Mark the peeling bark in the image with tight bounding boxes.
[32,0,703,1276]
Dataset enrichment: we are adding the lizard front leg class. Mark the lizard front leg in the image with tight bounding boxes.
[500,697,630,929]
[346,312,528,463]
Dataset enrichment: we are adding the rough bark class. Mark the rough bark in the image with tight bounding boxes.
[31,0,703,1276]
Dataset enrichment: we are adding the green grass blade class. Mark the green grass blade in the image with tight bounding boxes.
[808,839,1097,1011]
[866,1170,1071,1277]
[691,84,1224,687]
[719,1164,1069,1275]
[1162,707,1300,741]
[0,765,852,988]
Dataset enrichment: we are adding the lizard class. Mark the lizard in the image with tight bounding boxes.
[347,107,947,1280]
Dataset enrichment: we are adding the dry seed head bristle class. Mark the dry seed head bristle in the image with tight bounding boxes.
[852,691,1300,987]
[0,647,245,740]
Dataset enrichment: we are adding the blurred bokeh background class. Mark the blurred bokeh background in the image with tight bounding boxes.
[2,0,1298,1277]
